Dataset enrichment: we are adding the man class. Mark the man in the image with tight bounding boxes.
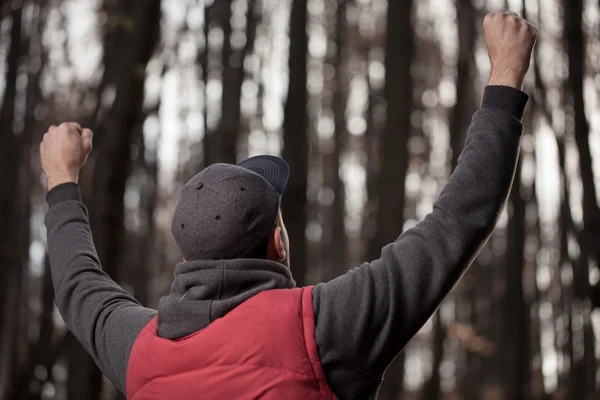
[41,11,536,400]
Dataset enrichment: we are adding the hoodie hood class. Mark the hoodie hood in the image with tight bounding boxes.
[156,258,295,339]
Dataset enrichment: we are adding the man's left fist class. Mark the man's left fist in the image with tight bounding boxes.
[40,122,93,191]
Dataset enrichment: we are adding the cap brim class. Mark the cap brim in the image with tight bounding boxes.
[238,155,289,195]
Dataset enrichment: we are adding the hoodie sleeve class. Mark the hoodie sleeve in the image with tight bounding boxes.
[312,85,529,399]
[45,183,157,394]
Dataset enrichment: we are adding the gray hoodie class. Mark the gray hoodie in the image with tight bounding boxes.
[45,85,528,399]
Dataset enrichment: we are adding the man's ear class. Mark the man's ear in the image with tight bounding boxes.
[268,227,285,262]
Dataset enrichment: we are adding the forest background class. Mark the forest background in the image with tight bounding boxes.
[1,0,600,399]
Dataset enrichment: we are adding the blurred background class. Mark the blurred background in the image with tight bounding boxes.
[0,0,599,399]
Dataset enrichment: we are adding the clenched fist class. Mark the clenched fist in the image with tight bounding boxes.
[483,10,537,90]
[40,122,93,191]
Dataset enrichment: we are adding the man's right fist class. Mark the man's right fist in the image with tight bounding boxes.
[40,122,93,191]
[483,10,537,90]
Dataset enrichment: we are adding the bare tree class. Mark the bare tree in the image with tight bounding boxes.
[373,0,415,398]
[500,145,529,400]
[326,0,348,280]
[0,6,25,397]
[6,2,49,397]
[282,0,309,286]
[563,0,597,396]
[205,0,258,165]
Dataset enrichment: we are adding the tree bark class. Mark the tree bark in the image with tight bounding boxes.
[563,1,597,395]
[10,256,55,400]
[328,0,348,280]
[282,0,309,286]
[0,7,24,398]
[194,2,212,176]
[7,2,47,396]
[557,133,576,398]
[448,0,477,170]
[361,41,381,262]
[501,139,529,400]
[131,109,160,308]
[205,0,258,165]
[374,0,415,398]
[203,0,231,165]
[421,313,445,400]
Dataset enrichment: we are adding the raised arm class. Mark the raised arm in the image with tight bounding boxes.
[312,11,537,399]
[42,124,156,394]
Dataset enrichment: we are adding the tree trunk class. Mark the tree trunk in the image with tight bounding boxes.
[374,0,414,398]
[205,0,258,165]
[557,134,576,398]
[66,2,162,399]
[0,7,24,398]
[282,0,309,286]
[194,2,212,176]
[328,0,347,280]
[563,1,597,396]
[204,0,231,165]
[448,0,477,170]
[361,40,382,263]
[421,313,444,400]
[132,111,160,307]
[10,256,55,400]
[501,138,530,400]
[7,2,47,396]
[0,0,11,19]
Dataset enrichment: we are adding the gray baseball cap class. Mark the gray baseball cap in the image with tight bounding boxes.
[171,155,290,261]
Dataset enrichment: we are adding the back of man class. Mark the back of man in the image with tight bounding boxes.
[127,288,336,400]
[40,10,536,400]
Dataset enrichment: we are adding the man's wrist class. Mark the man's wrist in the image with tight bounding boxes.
[47,174,79,191]
[488,69,525,91]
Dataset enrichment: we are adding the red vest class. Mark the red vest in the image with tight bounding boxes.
[126,286,338,399]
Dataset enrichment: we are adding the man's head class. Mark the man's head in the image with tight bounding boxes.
[171,155,290,268]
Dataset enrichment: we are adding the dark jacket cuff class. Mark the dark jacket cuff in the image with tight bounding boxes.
[481,85,529,121]
[46,182,82,207]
